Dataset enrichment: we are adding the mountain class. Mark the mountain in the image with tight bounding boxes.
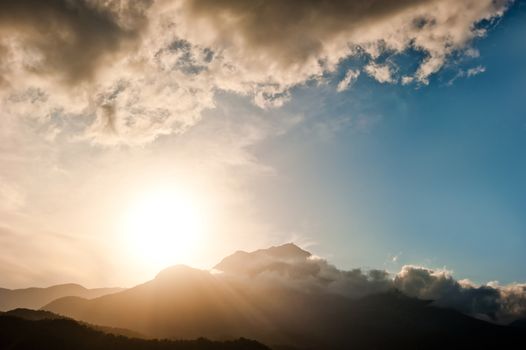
[214,243,312,277]
[1,308,65,321]
[511,318,526,329]
[1,308,144,338]
[0,283,123,311]
[0,313,269,350]
[43,244,526,349]
[45,265,265,341]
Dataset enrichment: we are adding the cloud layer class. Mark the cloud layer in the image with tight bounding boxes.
[0,0,512,144]
[215,244,526,324]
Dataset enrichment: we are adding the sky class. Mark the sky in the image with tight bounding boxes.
[0,0,525,289]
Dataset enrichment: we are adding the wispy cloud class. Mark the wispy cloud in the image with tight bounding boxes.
[447,65,487,85]
[337,69,360,92]
[467,65,487,77]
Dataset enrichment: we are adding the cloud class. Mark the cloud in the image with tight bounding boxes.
[215,244,526,323]
[394,266,501,320]
[467,65,487,77]
[337,69,360,92]
[0,0,146,85]
[447,65,487,85]
[394,265,526,323]
[177,0,510,86]
[364,63,396,83]
[215,243,393,298]
[0,0,512,144]
[0,0,214,146]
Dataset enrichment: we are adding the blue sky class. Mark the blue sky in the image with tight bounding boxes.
[250,2,526,284]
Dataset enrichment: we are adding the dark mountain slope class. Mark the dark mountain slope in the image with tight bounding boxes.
[0,314,269,350]
[1,308,144,338]
[2,308,64,321]
[511,318,526,329]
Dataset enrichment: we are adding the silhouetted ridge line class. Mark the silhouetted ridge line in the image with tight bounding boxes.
[0,314,269,350]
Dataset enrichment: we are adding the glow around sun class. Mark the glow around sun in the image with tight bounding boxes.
[121,188,205,268]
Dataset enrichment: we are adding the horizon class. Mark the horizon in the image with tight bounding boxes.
[2,241,525,332]
[0,241,516,292]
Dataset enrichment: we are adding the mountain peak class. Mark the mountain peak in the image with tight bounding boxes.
[214,243,312,275]
[264,243,311,260]
[155,264,207,281]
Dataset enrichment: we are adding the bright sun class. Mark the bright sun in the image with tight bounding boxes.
[121,188,204,267]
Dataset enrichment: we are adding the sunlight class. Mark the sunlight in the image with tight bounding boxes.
[121,187,205,268]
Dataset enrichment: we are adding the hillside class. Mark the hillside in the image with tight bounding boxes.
[0,314,269,350]
[0,284,123,311]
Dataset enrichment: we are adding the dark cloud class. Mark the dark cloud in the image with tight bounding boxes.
[183,0,430,67]
[0,0,148,85]
[394,266,502,320]
[178,0,511,85]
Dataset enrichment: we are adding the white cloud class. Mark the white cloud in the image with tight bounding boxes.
[467,65,487,77]
[401,76,414,85]
[447,65,487,85]
[364,63,396,83]
[465,47,481,58]
[337,69,360,92]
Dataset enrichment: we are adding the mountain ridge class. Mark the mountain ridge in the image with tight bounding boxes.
[0,283,124,311]
[42,244,526,349]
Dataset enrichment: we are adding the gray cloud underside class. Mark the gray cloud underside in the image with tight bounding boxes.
[0,0,147,85]
[0,0,512,144]
[215,244,526,324]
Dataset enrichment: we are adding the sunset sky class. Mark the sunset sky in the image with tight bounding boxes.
[0,0,525,289]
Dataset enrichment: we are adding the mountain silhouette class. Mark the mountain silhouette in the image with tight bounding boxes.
[1,308,145,339]
[1,308,65,321]
[214,243,313,277]
[511,318,526,329]
[0,283,123,311]
[42,244,526,349]
[0,313,269,350]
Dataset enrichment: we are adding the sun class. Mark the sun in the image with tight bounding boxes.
[121,188,204,268]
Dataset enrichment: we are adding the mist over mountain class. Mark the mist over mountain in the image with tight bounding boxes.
[0,284,123,311]
[42,244,526,349]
